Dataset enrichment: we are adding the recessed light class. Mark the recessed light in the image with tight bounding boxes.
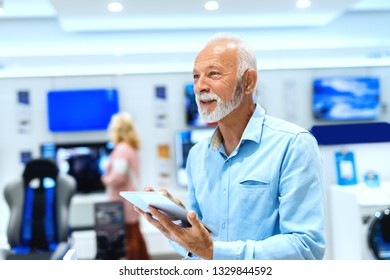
[205,1,219,11]
[107,2,123,13]
[296,0,311,9]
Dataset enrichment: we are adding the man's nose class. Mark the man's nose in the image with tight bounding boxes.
[194,75,210,93]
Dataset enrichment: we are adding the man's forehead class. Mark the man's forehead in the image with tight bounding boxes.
[194,42,237,68]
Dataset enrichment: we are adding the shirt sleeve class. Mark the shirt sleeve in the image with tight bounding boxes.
[167,151,205,260]
[101,143,140,189]
[101,158,130,188]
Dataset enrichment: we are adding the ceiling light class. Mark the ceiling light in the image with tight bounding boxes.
[296,0,311,9]
[107,2,123,13]
[205,1,219,11]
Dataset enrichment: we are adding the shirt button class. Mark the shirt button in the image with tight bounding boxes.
[222,223,225,229]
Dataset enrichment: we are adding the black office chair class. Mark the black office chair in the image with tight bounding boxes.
[0,158,76,260]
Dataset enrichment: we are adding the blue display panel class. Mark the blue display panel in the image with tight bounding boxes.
[310,122,390,145]
[313,77,380,121]
[47,88,119,132]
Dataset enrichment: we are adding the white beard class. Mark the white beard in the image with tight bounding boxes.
[195,82,244,123]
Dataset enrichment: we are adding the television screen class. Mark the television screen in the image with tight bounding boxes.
[185,83,217,127]
[41,141,114,193]
[47,88,119,132]
[175,128,215,188]
[312,77,380,121]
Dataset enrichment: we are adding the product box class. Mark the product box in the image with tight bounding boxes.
[335,150,358,185]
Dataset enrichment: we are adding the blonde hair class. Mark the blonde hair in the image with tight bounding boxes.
[108,112,140,150]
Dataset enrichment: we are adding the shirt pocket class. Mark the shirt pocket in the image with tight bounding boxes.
[239,176,270,189]
[236,176,275,217]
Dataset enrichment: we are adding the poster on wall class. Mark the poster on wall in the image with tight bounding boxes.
[335,149,357,186]
[20,151,32,164]
[17,90,32,134]
[157,144,171,187]
[154,86,168,128]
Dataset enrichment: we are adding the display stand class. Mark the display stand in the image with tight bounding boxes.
[329,182,390,259]
[94,201,126,260]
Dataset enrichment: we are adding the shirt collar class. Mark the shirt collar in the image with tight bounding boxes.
[209,103,265,150]
[210,127,222,150]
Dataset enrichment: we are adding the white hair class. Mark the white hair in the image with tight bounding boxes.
[207,32,257,78]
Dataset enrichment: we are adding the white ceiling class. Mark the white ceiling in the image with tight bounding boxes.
[1,0,390,77]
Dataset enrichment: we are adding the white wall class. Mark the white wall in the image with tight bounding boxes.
[0,66,389,258]
[0,73,190,246]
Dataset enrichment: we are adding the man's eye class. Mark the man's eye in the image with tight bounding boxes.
[193,74,199,80]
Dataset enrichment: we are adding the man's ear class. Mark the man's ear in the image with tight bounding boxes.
[243,69,257,95]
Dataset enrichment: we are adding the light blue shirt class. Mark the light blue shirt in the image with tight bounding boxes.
[171,103,326,260]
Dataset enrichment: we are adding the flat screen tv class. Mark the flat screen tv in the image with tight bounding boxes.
[185,83,217,127]
[47,88,119,132]
[312,77,380,121]
[41,141,114,193]
[175,128,215,188]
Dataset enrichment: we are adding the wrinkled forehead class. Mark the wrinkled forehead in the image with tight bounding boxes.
[194,41,238,70]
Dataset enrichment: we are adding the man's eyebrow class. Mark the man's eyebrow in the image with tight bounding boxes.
[193,65,222,73]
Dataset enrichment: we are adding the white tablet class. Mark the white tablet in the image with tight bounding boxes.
[120,191,216,234]
[120,191,190,226]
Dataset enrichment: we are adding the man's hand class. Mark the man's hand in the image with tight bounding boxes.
[134,187,213,259]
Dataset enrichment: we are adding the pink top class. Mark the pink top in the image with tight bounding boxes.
[101,142,140,224]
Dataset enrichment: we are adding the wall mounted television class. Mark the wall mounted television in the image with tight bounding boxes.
[47,88,119,132]
[41,141,114,193]
[175,128,215,188]
[185,83,217,127]
[312,77,380,121]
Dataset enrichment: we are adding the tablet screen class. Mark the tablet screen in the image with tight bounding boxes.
[120,191,190,227]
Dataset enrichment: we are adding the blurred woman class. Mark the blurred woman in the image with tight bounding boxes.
[101,112,150,260]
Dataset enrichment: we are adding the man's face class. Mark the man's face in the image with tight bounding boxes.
[193,41,243,123]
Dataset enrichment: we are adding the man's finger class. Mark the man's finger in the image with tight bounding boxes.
[148,206,184,233]
[187,210,206,233]
[158,189,185,208]
[144,186,155,192]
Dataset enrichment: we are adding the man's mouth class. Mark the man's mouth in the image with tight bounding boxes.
[200,99,215,104]
[200,99,217,108]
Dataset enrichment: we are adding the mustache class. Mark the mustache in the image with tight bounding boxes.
[195,92,220,102]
